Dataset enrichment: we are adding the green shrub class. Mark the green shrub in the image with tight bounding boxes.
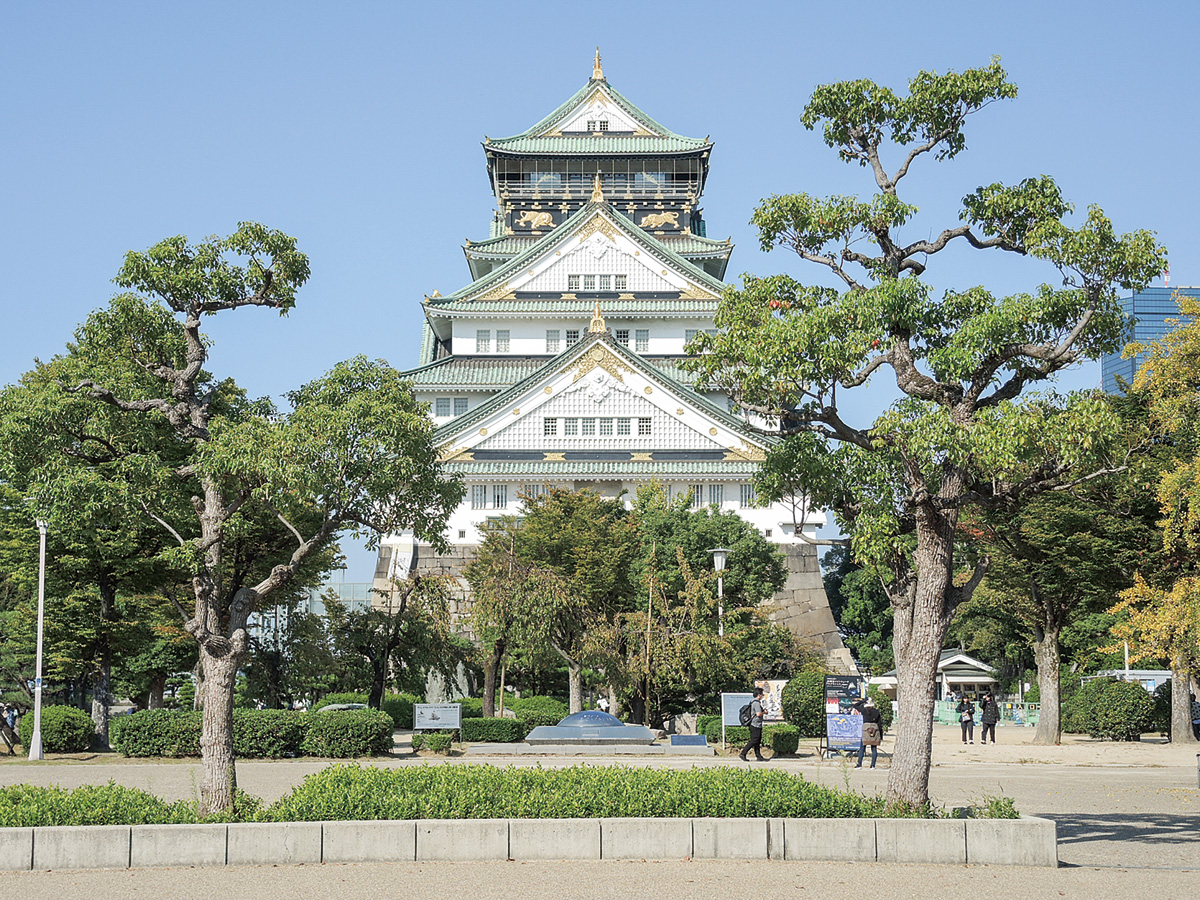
[508,695,568,718]
[382,693,418,729]
[768,724,800,755]
[311,692,368,711]
[232,709,306,758]
[18,705,95,753]
[302,709,394,757]
[0,783,261,827]
[781,672,828,737]
[263,764,917,822]
[1062,678,1112,734]
[696,714,720,736]
[867,686,894,730]
[516,711,563,737]
[462,717,523,743]
[1151,681,1172,734]
[412,731,455,753]
[1090,680,1155,741]
[458,698,484,719]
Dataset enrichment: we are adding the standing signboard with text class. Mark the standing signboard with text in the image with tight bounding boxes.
[720,692,754,749]
[824,675,864,753]
[414,703,462,731]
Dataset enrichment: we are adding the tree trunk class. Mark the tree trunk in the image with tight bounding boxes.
[368,667,386,709]
[629,691,645,728]
[482,639,505,718]
[1171,666,1198,744]
[885,508,957,810]
[148,673,166,710]
[199,645,240,814]
[1032,626,1062,745]
[90,653,112,749]
[192,661,204,710]
[568,660,583,713]
[607,685,621,720]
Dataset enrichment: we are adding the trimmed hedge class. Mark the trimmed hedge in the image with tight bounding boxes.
[302,709,394,757]
[515,710,562,737]
[696,714,720,736]
[18,705,94,753]
[507,695,568,718]
[383,693,418,729]
[768,724,800,755]
[411,732,455,753]
[111,709,201,757]
[232,709,306,758]
[462,717,524,743]
[264,764,916,821]
[458,698,485,719]
[1089,679,1155,741]
[781,672,828,737]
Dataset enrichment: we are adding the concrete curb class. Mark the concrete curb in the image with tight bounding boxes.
[0,816,1057,870]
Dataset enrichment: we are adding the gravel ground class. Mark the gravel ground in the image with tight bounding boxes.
[1,724,1196,897]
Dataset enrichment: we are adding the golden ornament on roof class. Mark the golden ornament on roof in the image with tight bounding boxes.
[589,301,606,333]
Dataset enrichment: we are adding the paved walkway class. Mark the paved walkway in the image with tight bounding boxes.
[0,724,1196,896]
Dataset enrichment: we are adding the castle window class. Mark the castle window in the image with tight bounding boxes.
[638,417,652,436]
[564,418,579,436]
[496,329,510,353]
[685,329,699,342]
[615,329,630,347]
[635,329,649,352]
[435,398,451,417]
[454,397,468,416]
[614,275,627,290]
[582,275,596,291]
[740,484,757,508]
[581,418,596,436]
[598,274,612,291]
[544,418,558,436]
[546,330,560,353]
[566,329,580,346]
[586,120,597,131]
[598,120,609,131]
[458,529,467,539]
[522,484,544,500]
[690,484,704,509]
[617,418,631,436]
[471,485,487,510]
[599,417,613,436]
[476,329,491,353]
[493,485,508,509]
[708,484,724,506]
[568,275,580,291]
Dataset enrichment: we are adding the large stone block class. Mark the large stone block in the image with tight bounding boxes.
[322,820,416,863]
[600,817,692,860]
[509,818,599,860]
[416,819,508,860]
[0,828,32,871]
[876,818,966,864]
[130,824,226,868]
[33,825,130,870]
[966,817,1057,867]
[784,818,875,861]
[692,818,768,859]
[226,822,321,866]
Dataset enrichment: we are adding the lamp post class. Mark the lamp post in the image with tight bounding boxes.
[29,519,48,761]
[708,548,729,637]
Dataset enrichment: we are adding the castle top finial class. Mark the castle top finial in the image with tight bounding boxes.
[589,301,606,333]
[592,47,604,81]
[591,172,605,203]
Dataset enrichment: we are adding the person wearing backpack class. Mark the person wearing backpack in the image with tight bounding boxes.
[739,687,767,762]
[853,696,883,768]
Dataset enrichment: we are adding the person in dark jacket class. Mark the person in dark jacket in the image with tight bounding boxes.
[956,697,975,744]
[739,687,767,762]
[979,692,1000,744]
[853,697,883,768]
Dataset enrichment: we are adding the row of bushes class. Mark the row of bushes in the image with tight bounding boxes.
[17,706,96,753]
[1063,678,1155,741]
[700,720,800,755]
[109,709,394,759]
[310,693,420,730]
[0,763,978,827]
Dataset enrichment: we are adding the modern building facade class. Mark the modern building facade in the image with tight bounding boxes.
[1101,286,1198,393]
[374,55,851,671]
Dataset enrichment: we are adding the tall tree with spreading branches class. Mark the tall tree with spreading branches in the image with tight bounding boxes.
[687,60,1166,807]
[9,224,463,812]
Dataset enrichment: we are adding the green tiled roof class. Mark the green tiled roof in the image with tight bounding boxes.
[485,79,709,156]
[433,330,772,453]
[444,460,758,477]
[405,355,701,390]
[427,202,728,311]
[428,297,719,316]
[463,235,538,256]
[661,234,733,256]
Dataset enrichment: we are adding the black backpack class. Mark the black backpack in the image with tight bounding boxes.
[738,702,753,726]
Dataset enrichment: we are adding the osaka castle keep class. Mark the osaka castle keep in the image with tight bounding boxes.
[373,52,852,672]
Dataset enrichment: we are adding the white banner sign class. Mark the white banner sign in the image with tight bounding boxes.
[414,703,462,730]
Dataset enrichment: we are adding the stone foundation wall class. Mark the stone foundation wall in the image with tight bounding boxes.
[374,541,855,674]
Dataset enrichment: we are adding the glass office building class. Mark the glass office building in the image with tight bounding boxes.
[1101,287,1198,394]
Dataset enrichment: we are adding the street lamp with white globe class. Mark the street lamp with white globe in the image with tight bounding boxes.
[29,519,48,761]
[708,547,730,637]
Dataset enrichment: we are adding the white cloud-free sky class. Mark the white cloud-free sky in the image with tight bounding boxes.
[3,1,1196,579]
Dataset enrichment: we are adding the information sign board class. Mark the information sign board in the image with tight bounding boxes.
[826,713,863,752]
[720,692,754,727]
[413,703,462,731]
[753,678,787,723]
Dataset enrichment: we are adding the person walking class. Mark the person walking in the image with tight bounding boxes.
[957,696,976,744]
[853,696,883,768]
[739,687,767,761]
[1190,693,1199,741]
[979,692,1000,745]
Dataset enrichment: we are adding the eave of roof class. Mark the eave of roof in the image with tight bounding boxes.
[444,459,759,477]
[404,355,702,390]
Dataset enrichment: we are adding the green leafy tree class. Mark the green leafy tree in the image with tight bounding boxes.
[7,225,463,812]
[822,545,893,674]
[687,60,1165,807]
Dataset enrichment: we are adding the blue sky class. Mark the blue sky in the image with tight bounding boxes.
[3,2,1196,580]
